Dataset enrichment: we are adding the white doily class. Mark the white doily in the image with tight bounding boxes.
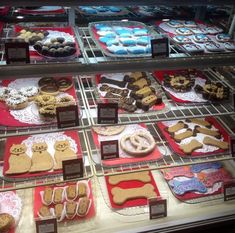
[163,119,225,153]
[163,77,207,102]
[8,78,40,89]
[0,191,22,223]
[98,124,151,159]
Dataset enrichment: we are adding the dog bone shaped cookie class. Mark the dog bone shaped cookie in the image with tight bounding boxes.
[194,126,221,139]
[108,171,151,185]
[169,178,207,195]
[179,139,203,154]
[198,168,231,187]
[111,183,156,205]
[166,121,188,134]
[120,131,155,156]
[162,166,194,180]
[203,136,228,150]
[173,129,195,143]
[186,118,212,128]
[191,162,222,173]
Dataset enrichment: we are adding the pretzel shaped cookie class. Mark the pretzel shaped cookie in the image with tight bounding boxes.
[120,131,155,156]
[111,183,156,205]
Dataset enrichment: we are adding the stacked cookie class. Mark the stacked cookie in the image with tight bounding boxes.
[35,77,75,118]
[38,182,91,221]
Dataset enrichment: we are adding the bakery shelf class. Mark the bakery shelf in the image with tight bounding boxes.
[0,76,91,139]
[84,122,234,177]
[79,70,235,127]
[0,25,235,78]
[0,129,94,192]
[4,0,235,7]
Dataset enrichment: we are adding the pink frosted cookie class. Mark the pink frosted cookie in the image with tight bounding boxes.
[162,166,194,180]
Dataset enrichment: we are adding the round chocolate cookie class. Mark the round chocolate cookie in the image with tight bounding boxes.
[56,77,73,91]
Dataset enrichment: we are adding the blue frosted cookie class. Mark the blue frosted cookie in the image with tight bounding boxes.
[216,33,231,42]
[133,28,148,36]
[81,7,97,14]
[108,6,122,12]
[96,6,108,12]
[184,21,197,27]
[99,37,118,46]
[119,38,136,46]
[97,31,116,37]
[127,46,146,54]
[95,24,108,30]
[191,162,222,173]
[193,34,210,43]
[173,35,191,44]
[107,45,128,55]
[115,28,133,37]
[136,36,151,46]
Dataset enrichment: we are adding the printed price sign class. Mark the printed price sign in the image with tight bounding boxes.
[151,36,169,58]
[62,158,83,180]
[101,140,119,160]
[224,182,235,201]
[149,198,167,219]
[5,42,30,64]
[230,136,235,158]
[56,105,79,128]
[36,218,57,233]
[97,103,118,124]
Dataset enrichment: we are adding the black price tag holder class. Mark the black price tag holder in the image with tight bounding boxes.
[97,103,118,124]
[62,158,84,180]
[56,105,79,128]
[223,180,235,201]
[230,136,235,158]
[35,217,57,233]
[151,36,169,58]
[5,41,30,64]
[100,140,119,160]
[149,197,167,220]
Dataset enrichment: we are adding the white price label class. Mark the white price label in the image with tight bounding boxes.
[38,223,55,233]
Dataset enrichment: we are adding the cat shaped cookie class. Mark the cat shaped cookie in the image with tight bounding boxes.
[30,142,54,173]
[54,140,77,170]
[6,143,31,174]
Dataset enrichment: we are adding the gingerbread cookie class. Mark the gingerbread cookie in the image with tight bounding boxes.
[186,118,211,128]
[43,187,53,205]
[54,140,77,170]
[39,206,52,217]
[111,183,156,205]
[108,171,151,185]
[203,136,228,150]
[6,143,31,175]
[55,203,64,220]
[66,185,77,201]
[173,129,195,143]
[30,142,54,173]
[166,121,188,134]
[65,201,77,219]
[180,139,203,154]
[54,188,64,204]
[194,126,221,139]
[78,182,87,197]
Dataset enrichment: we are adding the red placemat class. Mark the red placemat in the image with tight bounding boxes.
[156,117,230,158]
[96,74,166,113]
[0,77,79,127]
[3,130,82,179]
[16,7,65,15]
[153,69,207,104]
[0,6,10,16]
[105,171,160,209]
[92,123,163,166]
[34,180,95,221]
[14,26,80,59]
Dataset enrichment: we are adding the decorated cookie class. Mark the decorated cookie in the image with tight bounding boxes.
[216,33,232,42]
[162,166,194,180]
[198,168,232,187]
[193,34,210,43]
[191,162,222,173]
[190,28,206,34]
[167,20,183,28]
[205,42,224,52]
[175,28,193,36]
[224,42,235,51]
[97,31,116,37]
[205,26,223,34]
[184,21,197,28]
[169,178,207,195]
[182,44,203,53]
[127,46,146,54]
[133,28,148,36]
[115,28,132,37]
[172,35,192,44]
[136,36,151,46]
[107,45,128,55]
[119,38,136,46]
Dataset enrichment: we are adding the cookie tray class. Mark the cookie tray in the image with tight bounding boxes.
[92,72,170,117]
[88,20,160,58]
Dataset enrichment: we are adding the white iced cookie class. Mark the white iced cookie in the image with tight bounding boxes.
[6,94,28,110]
[20,86,39,101]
